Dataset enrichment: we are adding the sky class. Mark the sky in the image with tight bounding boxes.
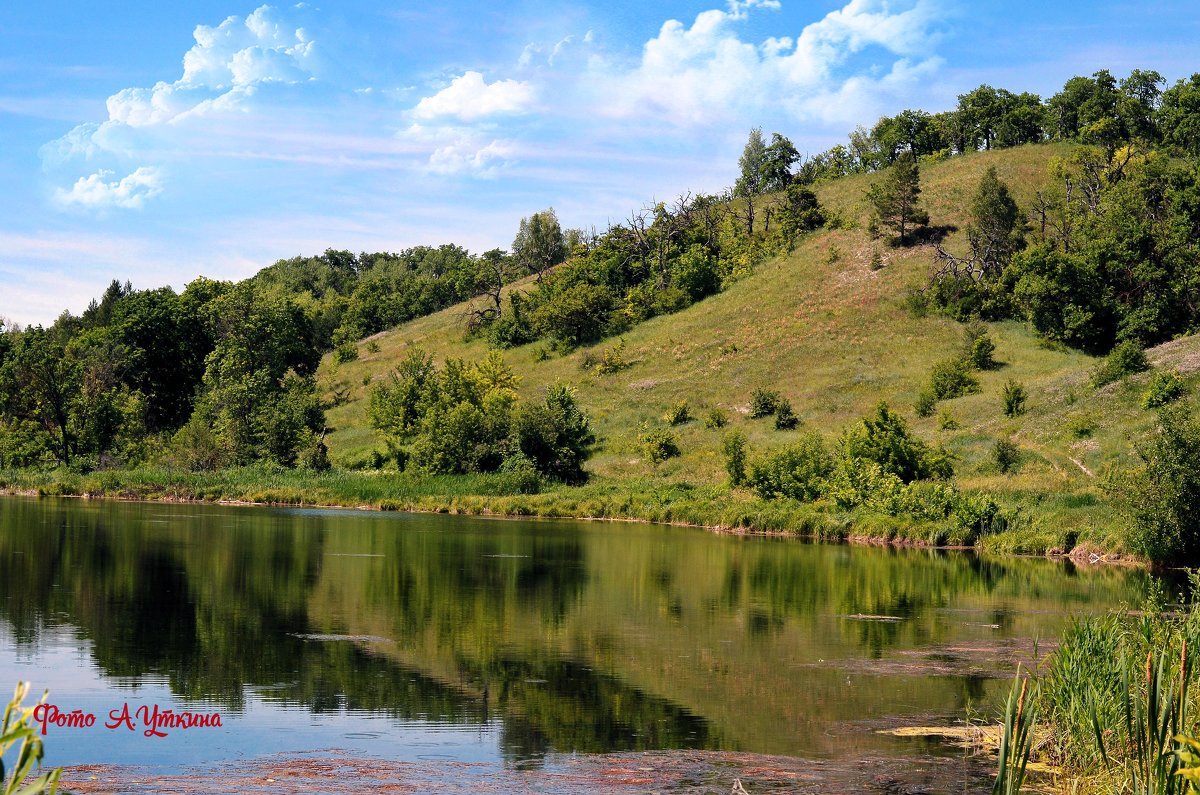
[2,0,1199,327]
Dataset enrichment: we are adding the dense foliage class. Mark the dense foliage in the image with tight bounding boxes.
[368,350,594,483]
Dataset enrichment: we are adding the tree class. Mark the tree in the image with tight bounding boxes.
[1118,69,1164,142]
[866,151,929,246]
[1159,74,1200,155]
[957,85,1005,150]
[760,133,800,192]
[513,383,595,483]
[0,327,79,466]
[966,167,1024,275]
[1113,405,1200,564]
[735,127,767,234]
[512,209,568,283]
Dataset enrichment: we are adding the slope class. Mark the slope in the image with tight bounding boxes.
[318,142,1200,554]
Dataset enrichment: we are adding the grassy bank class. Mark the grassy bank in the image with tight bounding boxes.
[0,464,1119,557]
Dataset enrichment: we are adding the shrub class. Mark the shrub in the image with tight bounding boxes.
[595,339,630,374]
[839,402,953,483]
[774,400,799,430]
[914,389,937,418]
[1002,380,1028,417]
[1142,370,1186,409]
[1110,405,1200,564]
[513,383,596,483]
[928,358,980,400]
[937,410,960,430]
[365,340,381,354]
[640,427,681,464]
[532,282,616,348]
[962,321,997,370]
[748,433,832,501]
[992,437,1021,474]
[749,388,782,419]
[664,400,692,426]
[1091,340,1149,387]
[496,453,543,495]
[1066,414,1096,439]
[722,430,748,486]
[704,408,729,429]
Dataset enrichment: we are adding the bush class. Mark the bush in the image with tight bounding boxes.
[1066,414,1096,439]
[928,358,980,400]
[704,408,729,429]
[664,400,692,426]
[839,402,953,483]
[513,383,596,483]
[1002,380,1027,417]
[749,388,782,419]
[962,321,997,370]
[334,340,359,363]
[496,453,543,494]
[774,400,799,430]
[640,427,681,464]
[1111,405,1200,564]
[595,339,630,374]
[722,430,748,486]
[937,410,960,430]
[1091,340,1149,387]
[748,433,832,501]
[992,437,1021,474]
[914,389,937,418]
[1142,370,1186,409]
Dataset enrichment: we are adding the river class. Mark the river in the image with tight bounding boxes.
[0,497,1155,793]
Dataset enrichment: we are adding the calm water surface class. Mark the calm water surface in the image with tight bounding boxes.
[0,497,1157,790]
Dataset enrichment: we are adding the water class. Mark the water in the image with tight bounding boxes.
[0,497,1155,791]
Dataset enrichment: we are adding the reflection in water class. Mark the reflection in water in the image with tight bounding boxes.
[0,496,1154,775]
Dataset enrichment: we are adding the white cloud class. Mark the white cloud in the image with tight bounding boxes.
[412,71,536,122]
[594,0,943,127]
[402,123,516,176]
[40,4,317,208]
[54,167,164,210]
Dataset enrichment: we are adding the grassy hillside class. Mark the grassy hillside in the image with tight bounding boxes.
[303,143,1196,554]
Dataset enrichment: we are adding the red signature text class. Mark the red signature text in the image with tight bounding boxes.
[31,703,222,737]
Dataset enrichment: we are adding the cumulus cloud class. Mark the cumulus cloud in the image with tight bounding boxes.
[54,167,164,210]
[402,123,516,176]
[412,71,536,122]
[597,0,943,126]
[40,4,317,208]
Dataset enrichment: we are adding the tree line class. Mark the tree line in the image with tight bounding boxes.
[7,65,1200,473]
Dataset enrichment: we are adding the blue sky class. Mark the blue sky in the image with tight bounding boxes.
[2,0,1199,326]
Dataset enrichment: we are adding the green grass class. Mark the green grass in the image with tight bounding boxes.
[304,143,1200,557]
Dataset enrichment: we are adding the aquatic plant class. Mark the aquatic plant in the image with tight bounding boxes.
[1,682,61,795]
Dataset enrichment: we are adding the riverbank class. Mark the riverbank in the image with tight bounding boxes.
[0,464,1127,560]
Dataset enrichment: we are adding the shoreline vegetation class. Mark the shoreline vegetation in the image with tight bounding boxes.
[0,466,1127,563]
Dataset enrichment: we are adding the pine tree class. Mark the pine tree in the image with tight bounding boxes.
[866,151,928,245]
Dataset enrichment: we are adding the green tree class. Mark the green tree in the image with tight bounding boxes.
[735,127,767,234]
[0,327,79,466]
[1113,405,1200,564]
[839,402,952,483]
[1159,74,1200,155]
[513,209,568,284]
[866,152,929,246]
[513,383,595,483]
[760,132,799,192]
[967,167,1025,276]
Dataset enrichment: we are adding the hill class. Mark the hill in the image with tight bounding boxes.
[316,142,1200,556]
